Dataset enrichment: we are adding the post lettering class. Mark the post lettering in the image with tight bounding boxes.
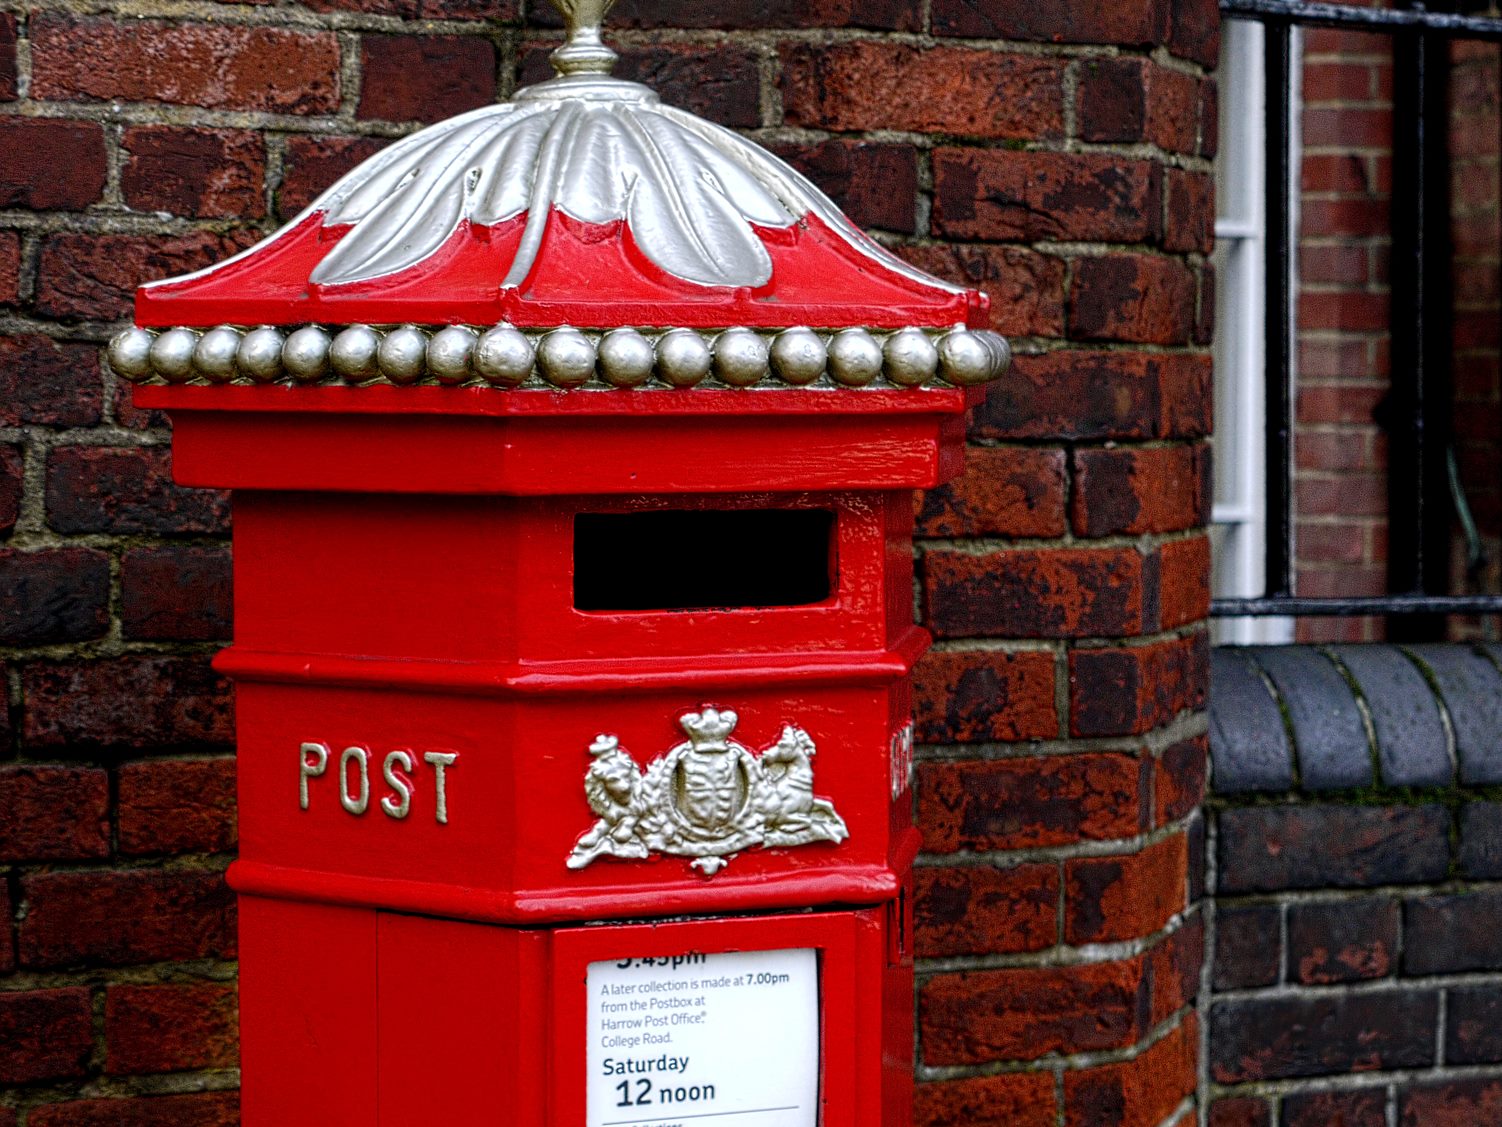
[424,751,458,825]
[300,741,330,809]
[299,741,458,824]
[340,746,371,815]
[381,750,415,819]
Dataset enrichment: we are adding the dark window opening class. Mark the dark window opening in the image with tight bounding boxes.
[573,509,836,612]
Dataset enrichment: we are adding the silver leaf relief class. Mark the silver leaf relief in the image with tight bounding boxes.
[568,707,849,876]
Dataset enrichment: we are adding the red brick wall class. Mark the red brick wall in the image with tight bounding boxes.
[0,3,1217,1125]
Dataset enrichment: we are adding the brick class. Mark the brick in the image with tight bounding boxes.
[932,0,1167,44]
[32,15,340,113]
[1404,889,1502,974]
[1069,633,1209,738]
[1169,0,1221,67]
[28,1094,240,1127]
[37,230,257,321]
[0,230,19,304]
[912,648,1056,743]
[0,13,15,100]
[360,35,497,125]
[118,758,237,856]
[0,443,19,537]
[552,0,919,29]
[47,447,229,535]
[972,350,1211,443]
[1288,897,1397,984]
[1158,536,1210,631]
[1283,1090,1386,1127]
[1165,169,1216,255]
[915,1072,1054,1127]
[0,335,103,426]
[1078,58,1199,154]
[20,868,235,968]
[0,881,11,974]
[1148,914,1203,1023]
[1155,735,1206,825]
[1071,254,1196,345]
[916,447,1066,539]
[0,548,109,645]
[1071,444,1208,537]
[917,753,1147,853]
[1063,1013,1197,1127]
[780,42,1064,139]
[0,120,107,210]
[278,135,388,221]
[122,546,232,641]
[1460,801,1502,878]
[920,954,1147,1065]
[1208,1098,1270,1127]
[1217,805,1451,894]
[1446,985,1502,1065]
[1209,990,1437,1082]
[932,149,1159,243]
[775,141,916,233]
[123,127,265,220]
[307,0,511,17]
[925,546,1149,639]
[521,44,761,128]
[1066,831,1187,944]
[106,984,237,1074]
[0,988,93,1084]
[915,863,1058,957]
[896,244,1066,338]
[1400,1080,1502,1126]
[22,655,234,750]
[0,765,109,862]
[1212,904,1280,990]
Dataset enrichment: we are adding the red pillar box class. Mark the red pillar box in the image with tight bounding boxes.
[108,6,1010,1125]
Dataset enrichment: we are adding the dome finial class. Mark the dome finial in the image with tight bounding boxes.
[549,0,619,77]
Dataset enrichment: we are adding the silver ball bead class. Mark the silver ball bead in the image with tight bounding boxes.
[192,326,241,382]
[379,326,429,385]
[150,328,199,383]
[769,328,826,386]
[655,329,711,388]
[427,326,477,385]
[329,325,381,382]
[107,327,155,381]
[979,331,1012,380]
[938,328,996,386]
[883,328,939,387]
[282,325,331,383]
[712,328,769,388]
[237,326,285,382]
[537,327,597,388]
[827,328,883,387]
[473,326,534,387]
[597,328,655,388]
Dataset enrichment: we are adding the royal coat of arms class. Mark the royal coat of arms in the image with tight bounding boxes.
[567,707,849,876]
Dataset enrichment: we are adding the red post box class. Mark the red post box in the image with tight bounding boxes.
[109,5,1010,1124]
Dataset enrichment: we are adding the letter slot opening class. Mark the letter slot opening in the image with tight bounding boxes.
[574,509,836,612]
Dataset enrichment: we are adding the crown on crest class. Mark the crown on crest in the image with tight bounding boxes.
[680,708,738,751]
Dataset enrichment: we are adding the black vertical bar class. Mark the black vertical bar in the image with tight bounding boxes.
[1265,21,1296,600]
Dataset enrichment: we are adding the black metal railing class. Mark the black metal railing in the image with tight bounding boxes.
[1212,0,1502,625]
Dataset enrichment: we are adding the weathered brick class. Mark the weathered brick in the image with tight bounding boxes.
[0,881,11,974]
[521,43,761,128]
[1078,57,1199,154]
[1217,805,1451,894]
[1447,985,1502,1065]
[0,988,94,1084]
[896,244,1066,337]
[0,13,15,100]
[20,868,235,968]
[1208,1098,1271,1127]
[0,549,110,645]
[1149,914,1204,1023]
[1072,444,1209,537]
[780,42,1065,139]
[28,1094,240,1127]
[37,230,257,321]
[0,335,103,426]
[925,546,1149,639]
[917,753,1147,853]
[360,35,497,125]
[1210,990,1437,1081]
[1460,800,1502,878]
[121,546,232,641]
[0,120,107,210]
[278,135,388,220]
[775,140,916,233]
[0,229,18,305]
[1166,168,1216,254]
[1158,535,1211,631]
[1400,1081,1502,1127]
[0,765,109,862]
[921,955,1147,1065]
[0,443,20,536]
[933,149,1160,243]
[1066,831,1187,944]
[32,15,340,113]
[118,757,237,856]
[1288,896,1397,984]
[1212,904,1280,990]
[1071,254,1197,345]
[1405,889,1502,974]
[915,1072,1055,1127]
[539,0,919,30]
[1155,735,1206,825]
[915,863,1057,957]
[1068,633,1209,738]
[22,655,234,750]
[917,447,1066,539]
[1063,1013,1197,1127]
[123,127,265,219]
[1283,1090,1386,1127]
[912,648,1056,742]
[1170,0,1221,67]
[47,446,229,535]
[307,0,512,18]
[106,983,238,1074]
[932,0,1167,44]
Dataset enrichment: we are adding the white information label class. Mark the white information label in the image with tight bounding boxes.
[586,947,819,1127]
